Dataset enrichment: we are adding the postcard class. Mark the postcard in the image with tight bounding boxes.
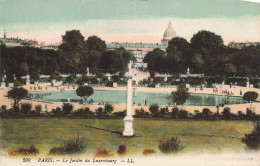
[0,0,260,165]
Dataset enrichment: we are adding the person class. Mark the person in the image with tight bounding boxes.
[45,104,48,112]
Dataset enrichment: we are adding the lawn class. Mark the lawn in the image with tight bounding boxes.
[0,118,255,157]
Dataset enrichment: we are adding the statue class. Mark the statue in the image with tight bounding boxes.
[187,67,190,75]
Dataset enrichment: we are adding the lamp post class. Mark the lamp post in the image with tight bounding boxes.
[123,61,135,137]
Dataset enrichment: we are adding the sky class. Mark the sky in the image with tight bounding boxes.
[0,0,259,45]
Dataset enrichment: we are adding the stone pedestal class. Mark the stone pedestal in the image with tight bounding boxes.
[246,81,250,88]
[26,75,30,86]
[123,116,134,136]
[1,82,5,88]
[113,82,117,88]
[9,83,14,87]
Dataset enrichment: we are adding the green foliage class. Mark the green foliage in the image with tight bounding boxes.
[1,105,6,111]
[50,71,62,81]
[190,30,223,50]
[8,87,28,107]
[171,107,179,119]
[104,103,114,115]
[172,84,190,105]
[202,108,212,119]
[73,107,94,117]
[35,104,42,113]
[62,103,74,116]
[49,135,87,155]
[159,137,182,153]
[99,48,133,74]
[159,107,169,117]
[95,107,104,116]
[178,110,188,119]
[21,102,32,114]
[242,121,260,149]
[9,146,39,156]
[52,107,62,117]
[243,91,259,102]
[222,107,231,119]
[76,86,94,105]
[149,104,159,117]
[111,75,120,82]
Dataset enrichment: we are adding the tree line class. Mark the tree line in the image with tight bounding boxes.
[144,30,260,77]
[0,30,133,82]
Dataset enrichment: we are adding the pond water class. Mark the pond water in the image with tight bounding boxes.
[28,90,248,106]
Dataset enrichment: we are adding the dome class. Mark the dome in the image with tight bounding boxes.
[163,21,176,40]
[161,21,176,45]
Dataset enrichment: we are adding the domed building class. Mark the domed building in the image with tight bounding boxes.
[161,21,176,45]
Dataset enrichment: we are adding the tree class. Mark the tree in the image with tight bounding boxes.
[58,30,85,73]
[190,53,205,73]
[8,87,28,110]
[171,84,190,106]
[243,91,259,111]
[99,49,133,74]
[76,86,94,105]
[190,30,223,50]
[143,48,166,75]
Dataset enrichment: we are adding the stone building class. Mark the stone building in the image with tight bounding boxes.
[161,21,177,45]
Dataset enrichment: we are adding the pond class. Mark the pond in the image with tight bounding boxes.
[28,90,248,106]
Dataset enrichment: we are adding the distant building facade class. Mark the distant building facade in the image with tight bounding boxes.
[107,42,167,69]
[107,22,176,69]
[0,32,39,48]
[228,42,260,49]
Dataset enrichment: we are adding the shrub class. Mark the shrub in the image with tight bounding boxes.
[117,144,127,155]
[113,110,126,117]
[143,148,156,155]
[62,103,74,115]
[202,108,212,119]
[21,102,32,114]
[222,107,231,119]
[158,137,182,153]
[95,107,104,116]
[149,104,159,117]
[1,105,6,111]
[238,111,245,119]
[35,104,42,113]
[104,103,114,115]
[135,108,145,117]
[94,149,113,157]
[49,135,86,155]
[49,147,66,155]
[171,107,179,119]
[194,112,203,119]
[242,121,260,149]
[159,107,169,117]
[9,146,39,156]
[52,107,62,117]
[73,107,94,117]
[178,110,188,119]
